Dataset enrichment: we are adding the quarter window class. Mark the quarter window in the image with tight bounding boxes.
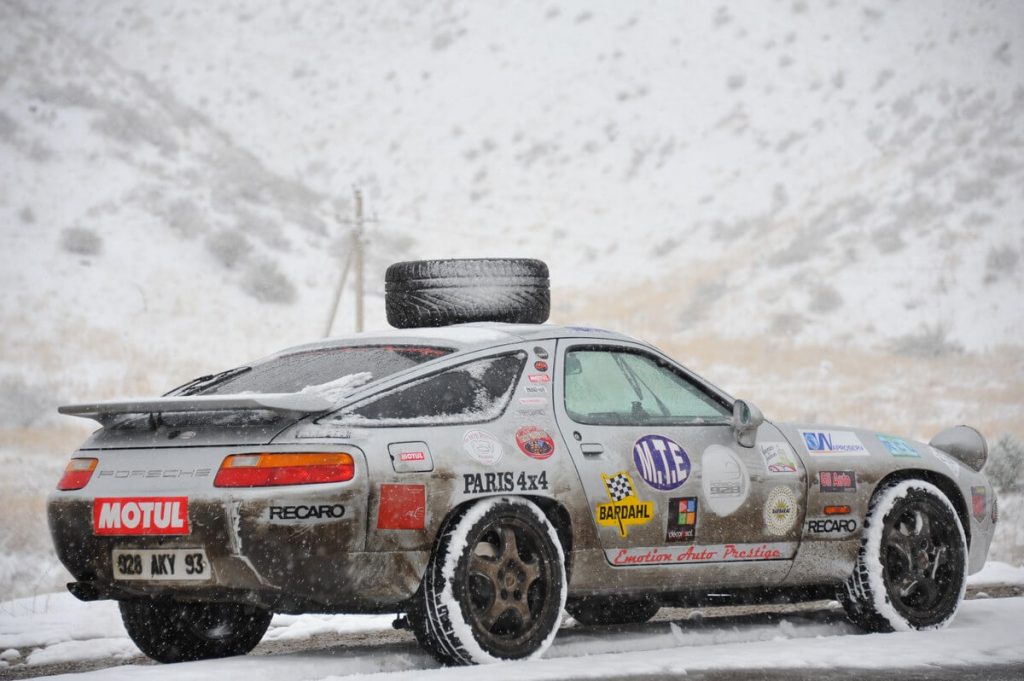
[324,352,526,426]
[564,348,729,426]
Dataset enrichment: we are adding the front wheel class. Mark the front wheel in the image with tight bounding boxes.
[840,480,967,632]
[119,599,272,663]
[411,497,567,665]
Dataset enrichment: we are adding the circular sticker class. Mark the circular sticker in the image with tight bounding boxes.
[515,426,555,460]
[701,445,750,517]
[764,486,798,535]
[633,434,691,491]
[462,430,504,466]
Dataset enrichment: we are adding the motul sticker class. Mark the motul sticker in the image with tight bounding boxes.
[399,450,426,462]
[93,497,189,536]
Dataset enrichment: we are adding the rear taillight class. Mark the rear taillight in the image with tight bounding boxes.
[57,458,98,491]
[214,453,355,488]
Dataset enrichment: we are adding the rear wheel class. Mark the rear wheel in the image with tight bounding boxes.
[566,594,660,626]
[119,599,272,663]
[410,497,567,665]
[840,480,967,632]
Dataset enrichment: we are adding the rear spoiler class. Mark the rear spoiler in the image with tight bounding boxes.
[58,393,335,427]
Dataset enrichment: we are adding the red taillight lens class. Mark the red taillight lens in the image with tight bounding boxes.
[57,458,98,491]
[214,453,355,488]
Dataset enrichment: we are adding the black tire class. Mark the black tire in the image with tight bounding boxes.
[411,497,567,665]
[566,594,660,626]
[385,258,550,328]
[119,599,272,663]
[840,480,967,632]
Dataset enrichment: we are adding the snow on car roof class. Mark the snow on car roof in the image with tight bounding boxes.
[282,322,643,355]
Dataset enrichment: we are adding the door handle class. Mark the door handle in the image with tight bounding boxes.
[581,443,604,456]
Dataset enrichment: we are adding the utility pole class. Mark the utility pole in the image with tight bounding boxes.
[353,188,365,333]
[322,187,370,338]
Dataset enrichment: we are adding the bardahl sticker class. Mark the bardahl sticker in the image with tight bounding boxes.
[515,426,555,460]
[759,442,799,474]
[595,471,654,538]
[701,445,750,516]
[633,434,691,491]
[764,486,798,535]
[462,430,503,466]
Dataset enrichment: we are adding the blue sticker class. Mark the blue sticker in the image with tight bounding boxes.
[633,435,691,491]
[877,435,920,458]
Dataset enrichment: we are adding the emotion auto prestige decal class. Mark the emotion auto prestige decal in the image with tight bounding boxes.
[606,542,795,566]
[701,445,750,516]
[759,442,799,474]
[515,426,555,460]
[633,434,691,491]
[462,430,504,466]
[763,486,798,536]
[877,434,920,458]
[799,430,869,457]
[595,471,654,538]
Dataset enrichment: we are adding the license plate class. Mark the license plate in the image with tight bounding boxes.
[112,548,211,581]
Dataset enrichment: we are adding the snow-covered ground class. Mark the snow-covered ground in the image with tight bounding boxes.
[1,562,1022,679]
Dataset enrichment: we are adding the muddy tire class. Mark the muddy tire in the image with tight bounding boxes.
[385,258,550,328]
[119,599,272,663]
[566,594,660,626]
[412,497,567,665]
[840,480,967,632]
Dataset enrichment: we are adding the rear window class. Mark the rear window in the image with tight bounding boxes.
[169,345,453,397]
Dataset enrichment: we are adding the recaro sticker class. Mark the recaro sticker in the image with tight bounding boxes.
[377,484,425,530]
[877,434,920,458]
[666,497,698,543]
[971,486,987,522]
[759,442,799,474]
[264,503,346,524]
[818,470,857,493]
[515,426,555,460]
[701,445,750,516]
[805,517,858,536]
[633,434,691,491]
[799,430,869,457]
[462,430,504,466]
[94,497,189,536]
[607,542,795,566]
[764,486,798,535]
[595,471,654,538]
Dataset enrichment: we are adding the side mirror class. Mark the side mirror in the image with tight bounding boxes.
[732,399,763,448]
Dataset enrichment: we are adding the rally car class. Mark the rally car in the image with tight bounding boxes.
[49,259,996,665]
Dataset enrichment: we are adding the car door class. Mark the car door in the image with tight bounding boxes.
[552,340,805,584]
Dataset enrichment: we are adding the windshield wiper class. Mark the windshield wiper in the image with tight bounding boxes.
[163,366,252,397]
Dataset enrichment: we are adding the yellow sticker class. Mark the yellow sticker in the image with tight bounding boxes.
[595,471,654,538]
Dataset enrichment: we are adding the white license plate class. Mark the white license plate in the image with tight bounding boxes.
[112,548,211,581]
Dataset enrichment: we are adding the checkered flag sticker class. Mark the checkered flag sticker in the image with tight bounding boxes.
[603,471,636,503]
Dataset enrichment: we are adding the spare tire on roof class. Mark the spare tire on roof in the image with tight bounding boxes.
[385,258,550,328]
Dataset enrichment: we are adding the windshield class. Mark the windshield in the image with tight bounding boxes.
[168,345,453,396]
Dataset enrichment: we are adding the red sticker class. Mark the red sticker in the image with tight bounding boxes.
[93,497,189,536]
[516,427,555,460]
[399,451,426,462]
[534,360,549,372]
[528,374,551,383]
[378,484,426,530]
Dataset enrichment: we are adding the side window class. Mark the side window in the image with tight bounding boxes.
[325,352,526,426]
[564,348,729,426]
